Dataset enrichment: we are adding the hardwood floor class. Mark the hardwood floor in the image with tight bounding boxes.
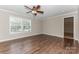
[0,34,79,54]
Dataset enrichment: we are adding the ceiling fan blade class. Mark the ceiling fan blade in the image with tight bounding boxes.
[24,6,32,10]
[37,5,40,9]
[37,11,44,14]
[26,11,32,13]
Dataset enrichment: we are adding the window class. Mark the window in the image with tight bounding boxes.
[9,16,31,33]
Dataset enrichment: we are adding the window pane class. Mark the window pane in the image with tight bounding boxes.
[10,16,22,33]
[22,19,31,32]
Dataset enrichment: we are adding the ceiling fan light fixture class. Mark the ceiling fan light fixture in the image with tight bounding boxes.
[32,10,37,14]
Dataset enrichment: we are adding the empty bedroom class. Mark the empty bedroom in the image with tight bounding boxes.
[0,5,79,54]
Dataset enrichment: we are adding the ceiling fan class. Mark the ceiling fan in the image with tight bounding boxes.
[24,5,44,16]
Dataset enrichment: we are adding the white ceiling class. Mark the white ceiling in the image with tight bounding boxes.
[0,5,78,19]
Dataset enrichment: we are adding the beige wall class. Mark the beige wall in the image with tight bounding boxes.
[43,11,79,40]
[77,7,79,41]
[43,15,64,37]
[0,10,42,42]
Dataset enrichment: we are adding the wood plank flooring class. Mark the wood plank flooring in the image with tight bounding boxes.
[0,34,79,54]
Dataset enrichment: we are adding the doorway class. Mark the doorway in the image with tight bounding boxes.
[64,17,74,47]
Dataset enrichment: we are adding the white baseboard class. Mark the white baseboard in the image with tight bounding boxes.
[43,33,64,38]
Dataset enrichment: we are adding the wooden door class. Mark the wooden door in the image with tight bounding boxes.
[64,17,74,47]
